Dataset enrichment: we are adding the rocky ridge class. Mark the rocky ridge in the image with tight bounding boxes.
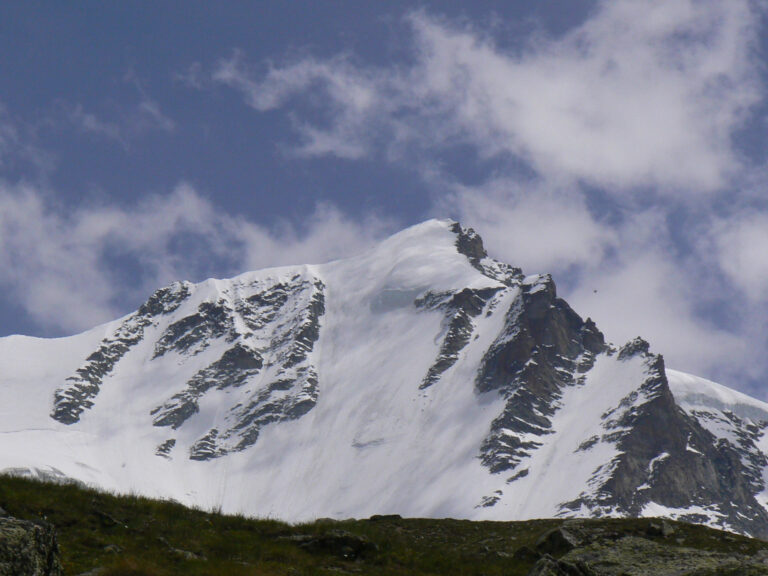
[53,271,325,461]
[446,225,768,536]
[525,520,768,575]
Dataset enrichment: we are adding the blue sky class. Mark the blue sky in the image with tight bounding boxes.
[2,1,768,396]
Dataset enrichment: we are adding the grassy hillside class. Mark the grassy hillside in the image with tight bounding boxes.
[1,475,767,575]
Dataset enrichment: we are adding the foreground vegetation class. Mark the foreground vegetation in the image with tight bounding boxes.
[1,475,767,575]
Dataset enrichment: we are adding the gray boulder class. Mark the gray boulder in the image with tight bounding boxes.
[0,516,62,575]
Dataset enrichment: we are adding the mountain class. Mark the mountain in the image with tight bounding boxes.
[1,219,767,537]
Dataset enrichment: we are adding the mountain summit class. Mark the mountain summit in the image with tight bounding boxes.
[1,219,767,536]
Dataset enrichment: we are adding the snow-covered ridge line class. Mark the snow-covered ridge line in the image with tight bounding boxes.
[668,369,768,422]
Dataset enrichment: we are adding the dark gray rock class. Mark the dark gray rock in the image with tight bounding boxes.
[151,343,265,429]
[646,520,675,538]
[145,276,326,460]
[555,348,768,538]
[416,286,501,389]
[189,429,221,461]
[155,438,176,458]
[0,516,62,575]
[536,527,582,556]
[52,282,191,424]
[451,221,524,286]
[454,226,768,536]
[617,337,651,360]
[513,545,542,564]
[152,300,234,358]
[137,283,192,317]
[524,521,768,575]
[527,555,567,576]
[527,555,594,576]
[450,222,487,263]
[476,274,607,475]
[559,535,768,575]
[281,530,377,560]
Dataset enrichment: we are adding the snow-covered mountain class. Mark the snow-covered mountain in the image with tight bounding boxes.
[2,219,768,536]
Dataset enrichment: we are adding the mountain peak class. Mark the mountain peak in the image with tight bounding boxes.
[359,218,485,264]
[449,221,488,262]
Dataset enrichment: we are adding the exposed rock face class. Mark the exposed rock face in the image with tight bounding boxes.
[603,356,768,535]
[152,274,326,460]
[0,516,62,576]
[450,222,487,264]
[416,286,502,389]
[476,273,607,476]
[53,272,325,461]
[52,282,191,424]
[551,341,768,537]
[526,520,768,576]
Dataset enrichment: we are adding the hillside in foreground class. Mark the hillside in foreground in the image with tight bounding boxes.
[2,476,768,576]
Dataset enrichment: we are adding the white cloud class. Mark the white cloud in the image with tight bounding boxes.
[61,70,175,147]
[215,51,379,114]
[568,248,747,378]
[236,203,392,271]
[65,98,175,146]
[122,68,176,135]
[413,0,759,191]
[0,103,54,174]
[214,51,384,159]
[0,182,390,335]
[712,212,768,302]
[175,62,206,89]
[213,0,762,191]
[134,99,175,135]
[67,104,123,141]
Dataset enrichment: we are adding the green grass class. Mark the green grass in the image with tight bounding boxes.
[0,475,765,575]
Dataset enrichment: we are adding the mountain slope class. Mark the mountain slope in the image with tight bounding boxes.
[1,219,767,537]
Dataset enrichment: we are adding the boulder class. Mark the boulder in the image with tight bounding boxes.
[536,526,582,556]
[0,516,62,575]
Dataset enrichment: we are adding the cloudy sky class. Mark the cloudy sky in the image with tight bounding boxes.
[2,1,768,396]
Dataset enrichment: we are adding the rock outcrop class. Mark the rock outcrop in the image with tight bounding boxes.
[0,515,62,576]
[526,520,768,575]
